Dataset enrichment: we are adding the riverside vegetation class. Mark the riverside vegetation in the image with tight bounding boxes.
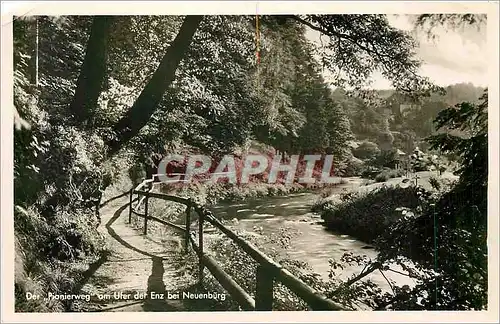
[313,91,488,310]
[13,14,487,311]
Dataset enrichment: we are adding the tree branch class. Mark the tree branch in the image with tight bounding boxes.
[386,267,421,280]
[345,261,382,286]
[107,15,203,156]
[289,15,389,62]
[379,269,396,295]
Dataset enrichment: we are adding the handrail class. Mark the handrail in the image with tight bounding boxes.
[128,175,345,311]
[189,232,256,310]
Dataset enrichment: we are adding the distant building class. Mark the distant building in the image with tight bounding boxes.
[395,149,406,170]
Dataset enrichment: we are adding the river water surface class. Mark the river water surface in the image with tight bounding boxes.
[208,180,416,293]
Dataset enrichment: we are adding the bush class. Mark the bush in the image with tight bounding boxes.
[368,149,399,169]
[409,147,431,172]
[360,166,382,179]
[338,156,365,177]
[353,141,380,160]
[374,168,405,183]
[128,163,147,186]
[14,205,105,312]
[319,186,429,243]
[374,173,388,183]
[360,166,404,182]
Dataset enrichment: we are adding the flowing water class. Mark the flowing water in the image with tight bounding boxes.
[208,180,416,293]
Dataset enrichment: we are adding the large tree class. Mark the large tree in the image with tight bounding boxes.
[106,15,204,155]
[66,14,437,157]
[68,16,113,125]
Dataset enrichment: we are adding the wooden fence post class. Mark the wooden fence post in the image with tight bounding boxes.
[128,188,133,224]
[198,211,204,285]
[255,264,274,311]
[185,199,191,252]
[143,185,150,235]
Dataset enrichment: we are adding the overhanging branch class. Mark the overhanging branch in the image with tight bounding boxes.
[106,15,204,156]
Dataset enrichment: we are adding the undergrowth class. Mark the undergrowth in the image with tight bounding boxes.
[318,186,428,243]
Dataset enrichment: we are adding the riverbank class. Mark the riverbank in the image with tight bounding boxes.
[126,172,456,310]
[313,171,458,244]
[161,179,348,206]
[134,180,348,230]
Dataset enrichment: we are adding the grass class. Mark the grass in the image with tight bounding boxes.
[14,211,106,313]
[13,156,135,312]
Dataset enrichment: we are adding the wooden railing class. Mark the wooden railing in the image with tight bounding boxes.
[128,174,345,311]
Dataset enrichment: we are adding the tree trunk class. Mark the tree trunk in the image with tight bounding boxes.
[69,16,113,125]
[28,17,39,86]
[107,15,204,156]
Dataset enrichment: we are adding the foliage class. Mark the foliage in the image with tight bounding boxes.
[373,168,405,183]
[14,13,486,312]
[319,186,426,243]
[413,14,486,38]
[368,149,399,169]
[314,17,488,311]
[253,18,354,157]
[14,205,105,312]
[291,15,437,96]
[336,90,389,142]
[203,227,386,310]
[314,91,488,310]
[202,227,309,310]
[336,156,365,177]
[376,91,488,310]
[409,147,430,172]
[14,16,112,312]
[352,141,380,160]
[342,83,485,156]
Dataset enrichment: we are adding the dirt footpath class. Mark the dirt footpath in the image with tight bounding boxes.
[75,198,198,312]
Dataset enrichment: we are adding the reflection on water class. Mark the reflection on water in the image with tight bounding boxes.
[209,189,415,293]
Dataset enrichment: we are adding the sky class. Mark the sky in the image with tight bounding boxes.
[305,14,488,89]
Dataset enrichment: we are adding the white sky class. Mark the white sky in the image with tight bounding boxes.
[306,14,488,89]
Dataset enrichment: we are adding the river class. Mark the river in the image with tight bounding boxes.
[208,179,418,294]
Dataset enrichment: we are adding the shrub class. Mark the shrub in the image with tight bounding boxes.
[360,166,404,182]
[338,156,365,177]
[374,173,388,183]
[367,148,400,169]
[360,166,382,179]
[14,205,105,312]
[374,168,405,183]
[128,163,147,186]
[353,141,380,160]
[319,186,429,243]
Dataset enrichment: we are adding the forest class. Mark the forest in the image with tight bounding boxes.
[13,14,488,312]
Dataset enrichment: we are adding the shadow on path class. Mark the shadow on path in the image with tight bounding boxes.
[72,250,112,299]
[141,256,183,311]
[78,199,221,312]
[99,201,186,311]
[100,191,130,209]
[105,203,168,259]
